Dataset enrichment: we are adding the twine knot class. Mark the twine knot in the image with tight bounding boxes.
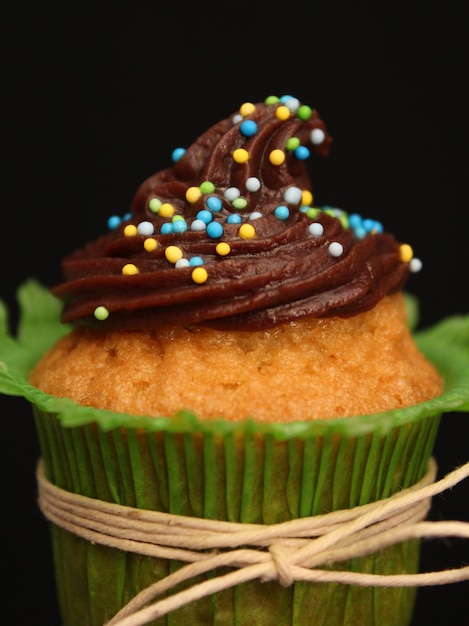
[268,544,295,587]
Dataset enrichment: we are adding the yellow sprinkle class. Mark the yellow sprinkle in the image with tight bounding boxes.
[216,242,231,256]
[400,243,413,262]
[276,105,290,120]
[123,224,138,237]
[239,223,256,240]
[122,263,139,275]
[185,187,202,204]
[191,266,208,284]
[240,102,256,117]
[159,202,175,217]
[144,238,158,252]
[233,148,249,164]
[302,189,313,206]
[165,245,184,263]
[269,149,285,166]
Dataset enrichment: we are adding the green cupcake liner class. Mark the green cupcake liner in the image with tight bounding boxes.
[1,280,469,626]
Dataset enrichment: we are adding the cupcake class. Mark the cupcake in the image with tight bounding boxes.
[1,94,468,626]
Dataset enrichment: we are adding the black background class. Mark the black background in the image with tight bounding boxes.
[1,4,468,625]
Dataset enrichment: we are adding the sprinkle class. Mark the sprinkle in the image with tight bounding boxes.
[276,105,291,120]
[306,207,320,219]
[240,102,256,117]
[232,113,243,125]
[160,223,173,234]
[227,214,242,224]
[297,105,312,121]
[400,243,413,263]
[206,221,224,238]
[172,219,188,233]
[328,242,344,257]
[232,197,248,210]
[175,258,190,268]
[137,221,155,236]
[284,97,300,112]
[233,148,249,163]
[265,95,280,105]
[148,198,162,213]
[144,238,158,252]
[224,187,240,201]
[159,203,175,217]
[283,186,302,204]
[294,146,310,160]
[216,242,231,256]
[302,190,313,206]
[191,219,207,231]
[269,149,285,165]
[122,263,139,275]
[311,128,326,145]
[206,196,222,212]
[94,306,109,321]
[249,211,263,220]
[165,246,184,263]
[189,256,204,266]
[123,224,138,237]
[196,209,213,224]
[239,223,256,239]
[199,181,215,194]
[171,147,186,162]
[409,258,423,273]
[108,215,121,230]
[285,137,300,151]
[274,205,289,220]
[192,266,208,284]
[245,176,261,192]
[308,222,324,236]
[240,120,257,137]
[186,187,202,203]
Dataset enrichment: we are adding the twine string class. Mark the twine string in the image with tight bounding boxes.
[36,457,469,626]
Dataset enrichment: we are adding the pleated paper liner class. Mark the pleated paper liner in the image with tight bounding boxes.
[1,281,469,625]
[33,407,441,626]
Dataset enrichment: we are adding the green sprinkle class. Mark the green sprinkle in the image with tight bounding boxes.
[297,105,312,120]
[148,198,162,213]
[285,137,301,151]
[232,197,248,210]
[306,207,321,219]
[265,95,280,105]
[199,181,215,194]
[94,306,109,321]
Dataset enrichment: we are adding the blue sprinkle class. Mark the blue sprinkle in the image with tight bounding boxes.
[196,209,213,224]
[227,214,242,224]
[172,219,188,233]
[240,120,258,137]
[206,196,223,212]
[172,147,186,162]
[108,215,121,230]
[189,256,204,266]
[294,146,310,160]
[206,221,224,238]
[274,205,290,220]
[348,214,363,228]
[160,223,173,234]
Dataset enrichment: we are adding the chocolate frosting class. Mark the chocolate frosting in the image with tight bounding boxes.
[53,96,412,331]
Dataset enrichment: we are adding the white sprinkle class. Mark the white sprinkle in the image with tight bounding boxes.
[311,128,326,145]
[283,186,302,205]
[232,113,243,125]
[224,187,241,201]
[137,221,155,236]
[249,212,263,220]
[191,219,207,231]
[308,222,324,237]
[409,258,423,273]
[328,241,344,257]
[175,258,190,268]
[284,97,300,112]
[246,176,261,192]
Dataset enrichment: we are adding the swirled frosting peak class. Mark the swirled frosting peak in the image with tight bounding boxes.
[53,95,420,331]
